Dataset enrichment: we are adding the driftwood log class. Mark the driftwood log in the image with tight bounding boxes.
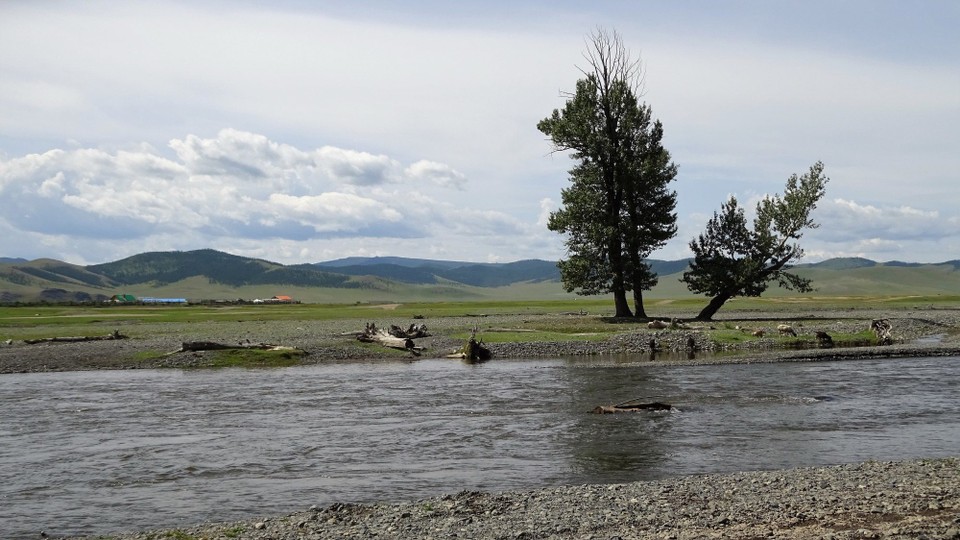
[871,319,893,345]
[357,323,423,356]
[447,336,491,362]
[24,329,126,344]
[593,401,673,414]
[168,341,306,355]
[388,323,430,339]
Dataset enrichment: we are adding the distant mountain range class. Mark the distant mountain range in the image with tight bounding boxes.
[1,249,959,303]
[313,256,689,287]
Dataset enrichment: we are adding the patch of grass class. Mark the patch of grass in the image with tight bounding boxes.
[460,330,609,343]
[223,525,245,538]
[205,348,304,368]
[2,295,959,330]
[131,350,168,361]
[831,329,879,347]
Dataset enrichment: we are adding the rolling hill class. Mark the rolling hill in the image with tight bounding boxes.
[1,249,959,303]
[314,256,691,286]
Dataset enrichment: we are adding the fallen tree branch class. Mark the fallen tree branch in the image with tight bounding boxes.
[871,319,893,345]
[357,323,423,356]
[24,330,127,345]
[388,323,430,339]
[447,332,491,362]
[592,401,673,414]
[167,341,306,355]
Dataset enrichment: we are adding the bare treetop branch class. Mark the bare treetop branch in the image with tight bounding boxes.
[577,27,646,97]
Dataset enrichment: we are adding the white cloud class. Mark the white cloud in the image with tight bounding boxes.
[0,2,958,265]
[537,197,555,228]
[0,130,541,261]
[268,192,403,233]
[814,199,957,243]
[404,160,467,190]
[315,147,401,187]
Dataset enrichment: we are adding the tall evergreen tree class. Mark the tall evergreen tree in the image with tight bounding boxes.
[682,162,828,320]
[622,119,678,318]
[539,29,678,318]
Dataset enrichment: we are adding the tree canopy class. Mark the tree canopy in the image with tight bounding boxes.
[539,29,678,318]
[682,161,829,320]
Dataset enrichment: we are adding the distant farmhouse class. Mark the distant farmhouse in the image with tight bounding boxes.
[109,294,187,304]
[140,297,188,304]
[253,295,296,304]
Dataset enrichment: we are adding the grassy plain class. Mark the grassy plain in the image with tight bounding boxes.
[2,295,959,372]
[2,294,958,340]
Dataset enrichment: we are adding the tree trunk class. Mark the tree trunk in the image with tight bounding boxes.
[612,289,633,317]
[608,233,633,317]
[695,292,732,321]
[632,288,648,319]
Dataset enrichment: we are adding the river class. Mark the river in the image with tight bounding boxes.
[2,355,959,538]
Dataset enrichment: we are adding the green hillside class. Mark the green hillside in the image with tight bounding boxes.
[1,248,959,304]
[89,249,353,288]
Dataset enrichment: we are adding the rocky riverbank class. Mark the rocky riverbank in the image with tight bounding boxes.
[2,307,959,373]
[60,457,960,540]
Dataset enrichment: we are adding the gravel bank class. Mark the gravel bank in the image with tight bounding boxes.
[2,308,959,373]
[62,458,960,539]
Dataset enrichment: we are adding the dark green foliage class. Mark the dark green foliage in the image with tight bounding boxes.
[539,29,678,318]
[0,270,33,286]
[13,266,72,284]
[43,264,116,286]
[12,264,114,287]
[682,162,829,320]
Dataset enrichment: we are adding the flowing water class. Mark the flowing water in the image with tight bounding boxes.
[2,356,959,538]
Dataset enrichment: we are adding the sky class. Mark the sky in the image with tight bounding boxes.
[1,0,958,266]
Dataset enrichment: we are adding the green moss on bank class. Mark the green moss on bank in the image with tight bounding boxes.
[205,348,305,368]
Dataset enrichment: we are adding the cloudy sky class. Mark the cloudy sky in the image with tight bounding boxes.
[1,1,958,266]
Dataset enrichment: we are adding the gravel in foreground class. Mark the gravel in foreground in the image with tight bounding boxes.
[62,458,960,540]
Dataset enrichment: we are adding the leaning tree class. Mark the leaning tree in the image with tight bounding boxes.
[539,28,678,318]
[682,161,829,321]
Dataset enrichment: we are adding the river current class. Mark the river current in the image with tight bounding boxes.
[2,356,959,538]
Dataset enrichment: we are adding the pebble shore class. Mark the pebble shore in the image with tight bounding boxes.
[63,458,960,540]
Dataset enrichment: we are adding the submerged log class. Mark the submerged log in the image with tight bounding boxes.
[593,401,673,414]
[24,329,126,345]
